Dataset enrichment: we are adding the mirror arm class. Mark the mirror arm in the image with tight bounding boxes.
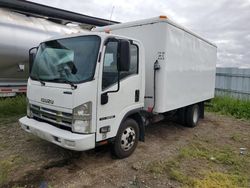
[29,46,38,55]
[29,46,38,74]
[101,71,120,105]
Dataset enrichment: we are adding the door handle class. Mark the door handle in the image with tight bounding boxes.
[135,90,140,102]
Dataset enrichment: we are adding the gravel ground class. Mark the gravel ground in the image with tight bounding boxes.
[0,112,249,188]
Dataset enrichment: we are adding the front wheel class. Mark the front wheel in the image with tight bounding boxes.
[112,118,139,159]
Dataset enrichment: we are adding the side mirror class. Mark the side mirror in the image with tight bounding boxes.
[117,40,131,72]
[29,47,38,73]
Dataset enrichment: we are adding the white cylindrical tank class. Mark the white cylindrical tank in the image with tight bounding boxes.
[0,8,84,84]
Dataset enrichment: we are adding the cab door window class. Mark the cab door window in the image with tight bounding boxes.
[102,41,118,90]
[102,41,139,90]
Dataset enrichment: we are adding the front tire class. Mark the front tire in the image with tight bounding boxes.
[112,118,139,159]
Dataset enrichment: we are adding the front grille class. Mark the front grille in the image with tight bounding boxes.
[30,104,73,128]
[33,116,72,132]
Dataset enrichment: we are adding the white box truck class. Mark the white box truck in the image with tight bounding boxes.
[19,16,217,158]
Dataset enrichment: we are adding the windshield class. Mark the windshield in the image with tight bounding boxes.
[30,35,101,83]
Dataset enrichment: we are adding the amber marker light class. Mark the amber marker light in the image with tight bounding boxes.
[159,15,168,19]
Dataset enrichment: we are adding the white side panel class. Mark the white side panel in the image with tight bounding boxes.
[159,24,216,112]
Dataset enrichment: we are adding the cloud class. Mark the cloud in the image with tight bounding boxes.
[30,0,250,67]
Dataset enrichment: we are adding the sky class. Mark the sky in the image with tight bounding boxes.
[30,0,250,68]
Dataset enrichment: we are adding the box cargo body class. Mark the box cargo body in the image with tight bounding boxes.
[95,17,217,113]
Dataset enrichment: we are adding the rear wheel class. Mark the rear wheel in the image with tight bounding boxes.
[185,104,200,127]
[112,118,139,159]
[177,107,186,125]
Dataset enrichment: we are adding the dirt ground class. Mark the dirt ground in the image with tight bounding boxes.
[0,112,249,188]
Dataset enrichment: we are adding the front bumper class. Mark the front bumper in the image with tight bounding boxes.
[19,116,95,151]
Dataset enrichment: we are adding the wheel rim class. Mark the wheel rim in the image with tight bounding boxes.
[120,126,136,151]
[193,106,199,124]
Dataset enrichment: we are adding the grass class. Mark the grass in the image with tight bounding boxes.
[207,96,250,120]
[179,142,250,173]
[179,143,243,166]
[193,172,248,188]
[231,133,244,142]
[147,159,194,186]
[0,155,24,186]
[146,140,250,188]
[0,96,26,185]
[0,95,26,118]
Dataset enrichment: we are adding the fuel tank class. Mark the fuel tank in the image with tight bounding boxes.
[0,8,83,85]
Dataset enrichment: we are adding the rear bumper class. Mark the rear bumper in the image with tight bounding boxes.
[19,116,95,151]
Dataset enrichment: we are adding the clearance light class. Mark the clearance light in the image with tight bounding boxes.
[159,15,168,19]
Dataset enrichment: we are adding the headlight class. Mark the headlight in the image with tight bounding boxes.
[26,99,33,118]
[72,102,92,133]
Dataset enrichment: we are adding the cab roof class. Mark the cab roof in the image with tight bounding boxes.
[41,31,141,45]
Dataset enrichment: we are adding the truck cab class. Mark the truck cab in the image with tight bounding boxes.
[19,32,145,158]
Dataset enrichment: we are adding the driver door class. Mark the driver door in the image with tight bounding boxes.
[96,39,142,142]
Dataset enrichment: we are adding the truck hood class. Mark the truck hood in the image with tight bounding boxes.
[28,80,74,109]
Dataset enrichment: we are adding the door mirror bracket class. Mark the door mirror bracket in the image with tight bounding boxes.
[101,71,120,105]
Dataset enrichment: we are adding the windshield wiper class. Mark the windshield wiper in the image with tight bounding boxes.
[48,78,77,90]
[34,76,45,86]
[62,79,77,90]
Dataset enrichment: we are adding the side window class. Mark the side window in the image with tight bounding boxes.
[102,42,139,90]
[102,42,118,90]
[129,44,139,74]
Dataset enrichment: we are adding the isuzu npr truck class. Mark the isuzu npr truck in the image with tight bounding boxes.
[19,16,217,158]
